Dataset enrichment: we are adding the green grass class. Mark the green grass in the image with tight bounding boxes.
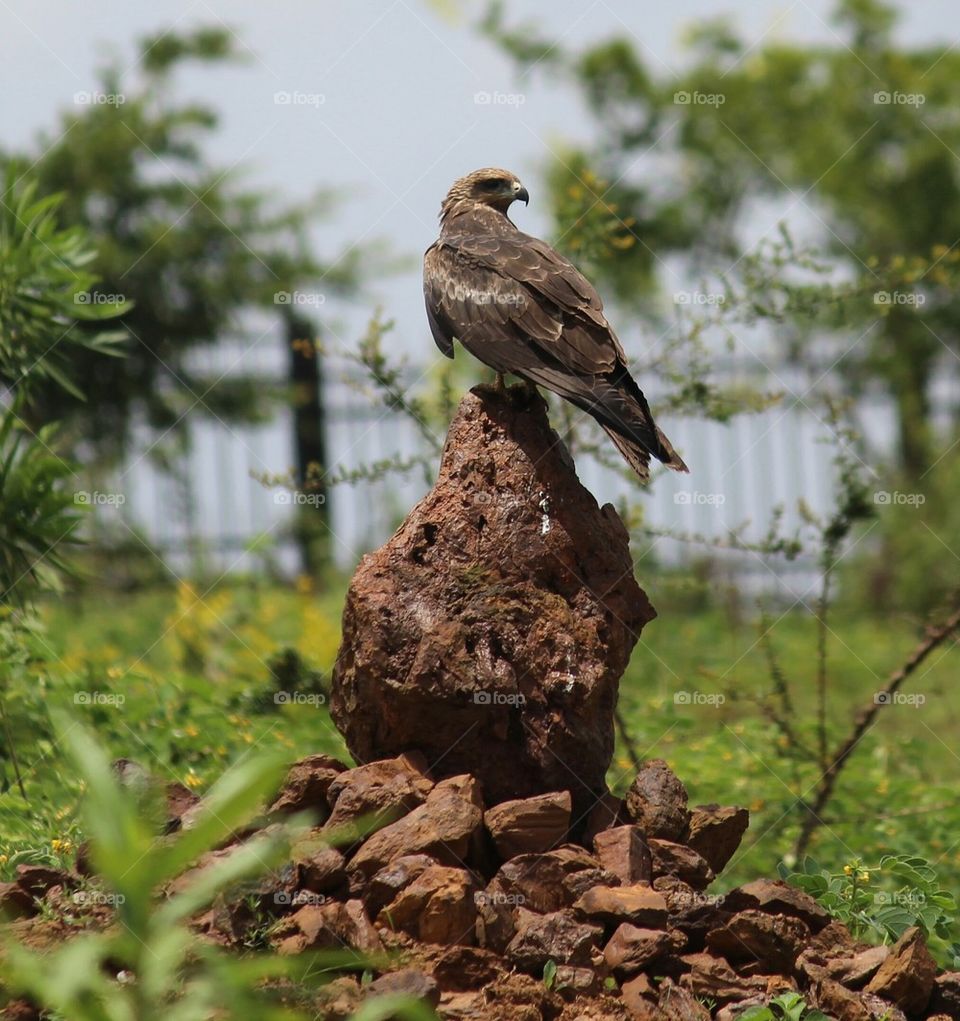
[1,577,957,909]
[617,594,960,894]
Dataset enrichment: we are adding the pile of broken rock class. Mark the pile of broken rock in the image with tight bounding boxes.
[181,754,960,1018]
[4,751,956,1020]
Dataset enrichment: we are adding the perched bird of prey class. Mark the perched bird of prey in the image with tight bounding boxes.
[423,167,688,481]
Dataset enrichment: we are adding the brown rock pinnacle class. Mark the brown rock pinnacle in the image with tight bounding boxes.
[331,385,655,819]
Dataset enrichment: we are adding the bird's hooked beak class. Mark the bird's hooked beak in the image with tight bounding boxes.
[514,181,530,206]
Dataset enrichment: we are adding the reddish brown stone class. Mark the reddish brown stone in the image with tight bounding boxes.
[648,840,714,890]
[574,884,668,929]
[680,953,795,1005]
[0,1000,41,1021]
[484,791,571,859]
[475,845,606,952]
[603,924,673,977]
[506,909,603,972]
[367,968,440,1007]
[378,864,477,946]
[291,837,346,894]
[275,899,381,955]
[564,867,623,901]
[828,945,890,988]
[686,804,749,875]
[361,853,437,916]
[863,995,906,1021]
[809,978,873,1021]
[553,966,600,995]
[705,909,810,973]
[488,847,603,914]
[931,972,960,1020]
[723,878,831,932]
[15,865,72,897]
[449,971,563,1020]
[314,976,362,1020]
[164,781,200,832]
[621,973,659,1019]
[268,753,348,821]
[0,882,36,919]
[326,753,434,830]
[593,826,652,885]
[431,945,502,992]
[349,777,482,878]
[330,387,655,820]
[658,979,711,1021]
[624,761,690,842]
[864,927,936,1016]
[582,790,627,846]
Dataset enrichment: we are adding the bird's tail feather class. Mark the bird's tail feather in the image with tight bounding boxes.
[653,425,689,474]
[518,363,689,480]
[601,424,688,482]
[601,425,652,482]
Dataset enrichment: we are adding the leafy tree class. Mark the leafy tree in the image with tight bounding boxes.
[0,172,126,605]
[482,0,960,478]
[1,27,365,465]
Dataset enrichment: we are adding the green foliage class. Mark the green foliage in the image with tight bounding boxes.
[0,172,127,605]
[841,449,960,616]
[542,958,558,990]
[1,27,369,460]
[483,0,960,477]
[0,412,83,605]
[4,716,298,1019]
[739,991,833,1021]
[1,715,436,1020]
[781,854,960,963]
[0,579,346,844]
[0,173,127,400]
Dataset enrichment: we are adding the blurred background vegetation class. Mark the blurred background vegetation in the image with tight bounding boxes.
[1,0,959,974]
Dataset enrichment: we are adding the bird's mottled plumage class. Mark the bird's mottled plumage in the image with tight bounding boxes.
[423,168,688,481]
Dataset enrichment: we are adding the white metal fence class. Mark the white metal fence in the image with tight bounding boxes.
[81,333,951,602]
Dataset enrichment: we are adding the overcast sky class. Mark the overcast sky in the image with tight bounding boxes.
[5,0,960,365]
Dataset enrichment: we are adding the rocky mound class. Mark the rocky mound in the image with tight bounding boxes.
[331,386,655,819]
[14,753,939,1021]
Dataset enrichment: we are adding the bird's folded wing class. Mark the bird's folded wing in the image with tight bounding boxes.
[425,232,626,376]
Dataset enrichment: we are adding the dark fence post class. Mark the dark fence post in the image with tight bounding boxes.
[285,309,329,573]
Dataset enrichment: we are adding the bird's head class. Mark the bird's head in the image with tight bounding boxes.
[440,168,529,222]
